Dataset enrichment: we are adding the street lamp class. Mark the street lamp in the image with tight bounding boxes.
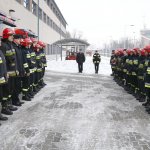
[37,0,39,40]
[124,24,135,48]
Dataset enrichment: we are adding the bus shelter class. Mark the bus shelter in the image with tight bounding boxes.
[53,38,90,60]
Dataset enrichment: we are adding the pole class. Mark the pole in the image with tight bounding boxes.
[60,18,62,61]
[37,0,39,40]
[56,45,57,61]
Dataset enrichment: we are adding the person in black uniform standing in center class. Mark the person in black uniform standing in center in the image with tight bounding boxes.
[93,50,101,74]
[76,49,85,73]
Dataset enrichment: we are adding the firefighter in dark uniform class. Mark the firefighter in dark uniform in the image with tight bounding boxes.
[37,41,47,87]
[30,37,38,94]
[28,38,37,97]
[137,49,146,102]
[93,50,101,74]
[110,50,115,76]
[11,34,26,106]
[121,49,128,88]
[0,37,8,123]
[20,38,32,101]
[76,49,85,73]
[142,45,150,113]
[126,49,134,94]
[34,44,43,90]
[0,28,18,115]
[131,48,140,96]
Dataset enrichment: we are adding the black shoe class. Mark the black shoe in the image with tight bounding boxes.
[1,109,13,115]
[22,96,31,101]
[0,115,8,121]
[20,101,25,104]
[27,93,34,98]
[9,105,18,111]
[139,99,145,102]
[143,101,150,106]
[12,101,22,106]
[43,82,46,86]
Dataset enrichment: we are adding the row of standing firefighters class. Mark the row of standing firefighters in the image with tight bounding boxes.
[0,28,47,125]
[110,46,150,114]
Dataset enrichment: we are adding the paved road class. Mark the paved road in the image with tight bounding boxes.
[0,71,150,150]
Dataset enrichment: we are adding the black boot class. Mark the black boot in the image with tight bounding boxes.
[8,99,18,111]
[8,105,18,111]
[27,93,34,98]
[0,114,8,121]
[1,101,13,115]
[1,108,13,115]
[12,96,23,106]
[22,95,31,101]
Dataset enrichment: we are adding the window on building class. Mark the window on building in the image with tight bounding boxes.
[47,16,50,26]
[50,19,52,27]
[51,3,53,9]
[16,0,21,3]
[43,12,47,23]
[47,0,50,6]
[53,7,55,13]
[24,0,30,9]
[32,1,37,16]
[39,7,42,20]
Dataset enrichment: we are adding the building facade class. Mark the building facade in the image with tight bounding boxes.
[0,0,67,54]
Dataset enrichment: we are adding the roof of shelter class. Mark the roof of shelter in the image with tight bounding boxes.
[53,38,90,46]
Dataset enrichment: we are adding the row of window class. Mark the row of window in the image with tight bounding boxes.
[17,0,66,38]
[46,44,61,55]
[43,0,66,28]
[32,1,66,37]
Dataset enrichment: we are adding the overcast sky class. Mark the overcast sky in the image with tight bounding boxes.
[55,0,150,48]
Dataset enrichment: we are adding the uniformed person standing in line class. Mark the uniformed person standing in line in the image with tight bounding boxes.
[11,34,26,106]
[0,37,8,123]
[93,50,101,74]
[0,28,18,115]
[34,43,43,90]
[37,41,47,87]
[20,38,32,101]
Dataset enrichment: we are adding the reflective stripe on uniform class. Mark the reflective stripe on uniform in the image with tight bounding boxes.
[139,64,144,68]
[8,71,17,77]
[129,60,133,65]
[0,77,6,84]
[5,50,15,56]
[147,67,150,74]
[123,69,127,72]
[132,72,136,75]
[0,57,3,64]
[138,76,144,80]
[31,52,36,57]
[133,60,138,65]
[26,54,31,58]
[145,83,150,88]
[31,61,36,64]
[37,68,42,72]
[23,63,28,68]
[2,97,8,101]
[22,88,28,92]
[36,56,40,60]
[145,61,149,66]
[44,64,47,67]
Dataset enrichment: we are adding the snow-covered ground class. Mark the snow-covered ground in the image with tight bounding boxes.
[46,56,112,76]
[0,56,150,150]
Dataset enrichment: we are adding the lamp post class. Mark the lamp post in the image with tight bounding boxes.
[60,18,62,61]
[124,24,135,48]
[37,0,39,40]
